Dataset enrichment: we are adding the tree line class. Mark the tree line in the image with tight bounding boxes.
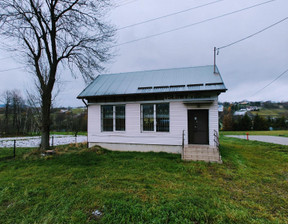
[222,107,288,131]
[0,90,86,136]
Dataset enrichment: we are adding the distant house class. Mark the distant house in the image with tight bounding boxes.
[78,65,227,162]
[247,106,259,111]
[60,109,68,113]
[218,104,224,112]
[234,109,247,116]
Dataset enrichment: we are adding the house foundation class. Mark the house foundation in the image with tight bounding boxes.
[89,142,222,163]
[89,142,182,154]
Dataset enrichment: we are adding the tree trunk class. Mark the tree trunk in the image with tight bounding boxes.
[40,91,52,150]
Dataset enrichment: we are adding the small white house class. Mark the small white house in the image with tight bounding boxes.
[78,65,227,162]
[234,109,247,116]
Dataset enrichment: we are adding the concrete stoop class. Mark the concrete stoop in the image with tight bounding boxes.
[182,145,222,163]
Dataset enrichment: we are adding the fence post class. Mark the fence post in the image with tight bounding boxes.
[13,140,16,158]
[87,134,89,148]
[182,130,185,160]
[52,136,54,147]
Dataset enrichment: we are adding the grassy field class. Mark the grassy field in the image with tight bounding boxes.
[0,138,288,223]
[221,130,288,137]
[250,108,288,117]
[50,131,87,136]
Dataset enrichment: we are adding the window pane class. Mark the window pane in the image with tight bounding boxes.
[116,105,125,131]
[156,103,169,132]
[102,105,113,131]
[143,104,154,131]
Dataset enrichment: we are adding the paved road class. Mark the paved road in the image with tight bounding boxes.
[225,135,288,146]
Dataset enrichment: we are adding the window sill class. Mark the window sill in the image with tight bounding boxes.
[141,131,170,134]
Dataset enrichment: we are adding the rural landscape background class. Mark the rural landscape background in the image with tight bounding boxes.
[1,90,287,136]
[0,0,287,223]
[1,92,288,223]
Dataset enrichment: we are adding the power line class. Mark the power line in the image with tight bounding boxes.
[116,0,139,7]
[218,16,288,50]
[0,56,13,61]
[117,0,131,4]
[114,0,277,47]
[118,0,224,30]
[118,0,136,4]
[0,66,27,73]
[251,67,288,97]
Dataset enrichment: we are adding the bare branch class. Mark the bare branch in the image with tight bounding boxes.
[0,0,115,149]
[55,0,79,21]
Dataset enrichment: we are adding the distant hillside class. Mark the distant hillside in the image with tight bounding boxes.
[220,101,288,118]
[219,101,288,131]
[250,108,288,118]
[0,104,5,108]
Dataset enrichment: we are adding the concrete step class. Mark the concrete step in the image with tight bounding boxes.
[184,149,219,155]
[183,155,221,162]
[184,153,219,158]
[184,148,219,152]
[184,146,211,151]
[184,154,220,159]
[182,144,221,163]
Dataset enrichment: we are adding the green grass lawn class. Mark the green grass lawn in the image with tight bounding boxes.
[221,130,288,137]
[0,138,288,223]
[50,131,87,136]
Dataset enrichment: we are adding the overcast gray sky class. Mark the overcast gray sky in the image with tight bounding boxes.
[0,0,287,107]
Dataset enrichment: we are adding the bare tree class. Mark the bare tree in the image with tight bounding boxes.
[0,0,115,149]
[1,91,12,135]
[0,90,25,135]
[11,90,25,135]
[25,91,42,134]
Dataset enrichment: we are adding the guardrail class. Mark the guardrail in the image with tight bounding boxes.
[214,130,222,162]
[214,130,219,149]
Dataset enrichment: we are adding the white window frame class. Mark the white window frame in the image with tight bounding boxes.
[101,105,125,132]
[141,103,169,133]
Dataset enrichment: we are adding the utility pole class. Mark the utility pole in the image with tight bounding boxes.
[214,47,217,74]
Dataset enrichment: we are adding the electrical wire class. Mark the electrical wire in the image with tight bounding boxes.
[114,0,277,47]
[116,0,139,7]
[218,16,288,50]
[0,66,27,73]
[118,0,135,4]
[0,0,280,72]
[118,0,224,30]
[251,67,288,97]
[0,56,13,61]
[117,0,131,4]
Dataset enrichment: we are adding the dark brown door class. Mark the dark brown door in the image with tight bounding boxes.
[188,110,209,144]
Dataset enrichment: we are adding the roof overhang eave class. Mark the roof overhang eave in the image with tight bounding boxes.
[77,88,227,100]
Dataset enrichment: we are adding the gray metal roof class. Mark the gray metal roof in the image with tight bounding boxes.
[78,65,227,98]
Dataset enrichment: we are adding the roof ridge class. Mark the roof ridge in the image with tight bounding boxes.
[100,65,214,77]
